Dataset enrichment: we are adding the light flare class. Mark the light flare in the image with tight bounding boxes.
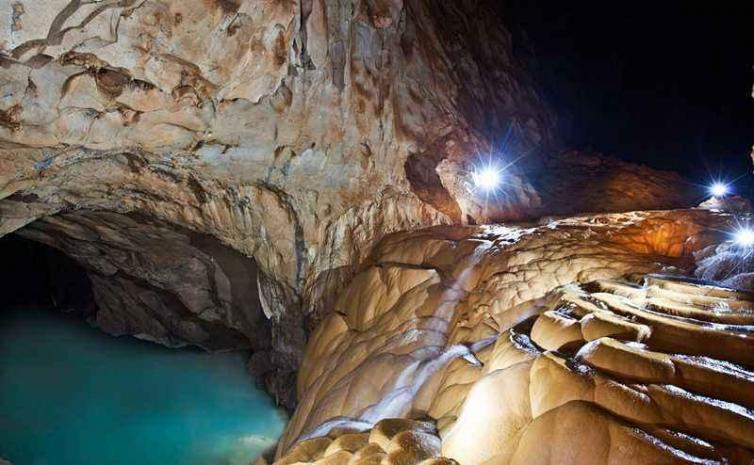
[472,164,503,192]
[710,182,730,198]
[734,227,754,248]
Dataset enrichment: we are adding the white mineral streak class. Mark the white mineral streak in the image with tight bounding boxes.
[276,209,754,465]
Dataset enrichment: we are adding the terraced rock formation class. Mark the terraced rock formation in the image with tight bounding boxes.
[273,207,754,464]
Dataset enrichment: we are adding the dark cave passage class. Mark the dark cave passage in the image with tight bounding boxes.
[0,233,94,312]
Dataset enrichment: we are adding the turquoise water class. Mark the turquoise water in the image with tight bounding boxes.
[0,308,286,465]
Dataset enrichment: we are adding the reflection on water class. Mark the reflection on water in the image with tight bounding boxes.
[0,308,286,465]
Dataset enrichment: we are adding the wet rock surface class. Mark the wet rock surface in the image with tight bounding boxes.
[439,275,754,465]
[273,208,754,464]
[275,418,446,465]
[17,211,268,351]
[0,2,751,464]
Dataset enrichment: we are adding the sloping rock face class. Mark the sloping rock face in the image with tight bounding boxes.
[274,208,754,464]
[0,0,698,406]
[275,418,448,465]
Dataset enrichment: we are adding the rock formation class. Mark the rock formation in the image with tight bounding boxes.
[273,207,754,464]
[3,2,750,463]
[0,0,754,465]
[0,0,699,408]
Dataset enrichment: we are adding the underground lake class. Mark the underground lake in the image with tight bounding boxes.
[0,307,287,465]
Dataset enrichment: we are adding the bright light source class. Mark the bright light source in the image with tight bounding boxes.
[710,182,730,198]
[472,165,502,192]
[734,227,754,247]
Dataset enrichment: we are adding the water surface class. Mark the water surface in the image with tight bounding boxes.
[0,308,286,465]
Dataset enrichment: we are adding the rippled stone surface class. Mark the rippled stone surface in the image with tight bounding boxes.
[439,275,754,465]
[0,2,744,462]
[273,207,754,465]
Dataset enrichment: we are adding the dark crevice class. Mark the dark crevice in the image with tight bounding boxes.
[0,233,94,313]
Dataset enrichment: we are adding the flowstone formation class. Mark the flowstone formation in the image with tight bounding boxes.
[2,2,754,464]
[273,207,754,465]
[0,0,696,406]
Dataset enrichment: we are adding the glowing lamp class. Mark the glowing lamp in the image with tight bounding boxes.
[734,228,754,248]
[472,165,502,192]
[710,182,730,198]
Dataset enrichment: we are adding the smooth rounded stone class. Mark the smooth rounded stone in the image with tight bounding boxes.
[282,436,396,465]
[577,337,677,381]
[670,358,754,410]
[276,438,332,465]
[647,428,720,461]
[352,453,387,465]
[276,235,754,464]
[442,362,533,465]
[323,433,370,456]
[350,444,388,465]
[335,267,441,331]
[530,311,584,351]
[315,450,352,465]
[646,384,754,449]
[527,354,595,419]
[369,420,437,451]
[383,449,433,465]
[386,431,441,457]
[509,401,707,465]
[578,312,650,342]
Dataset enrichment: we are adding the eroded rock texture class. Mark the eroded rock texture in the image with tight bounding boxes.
[0,0,551,307]
[276,418,448,465]
[0,0,699,407]
[273,208,754,464]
